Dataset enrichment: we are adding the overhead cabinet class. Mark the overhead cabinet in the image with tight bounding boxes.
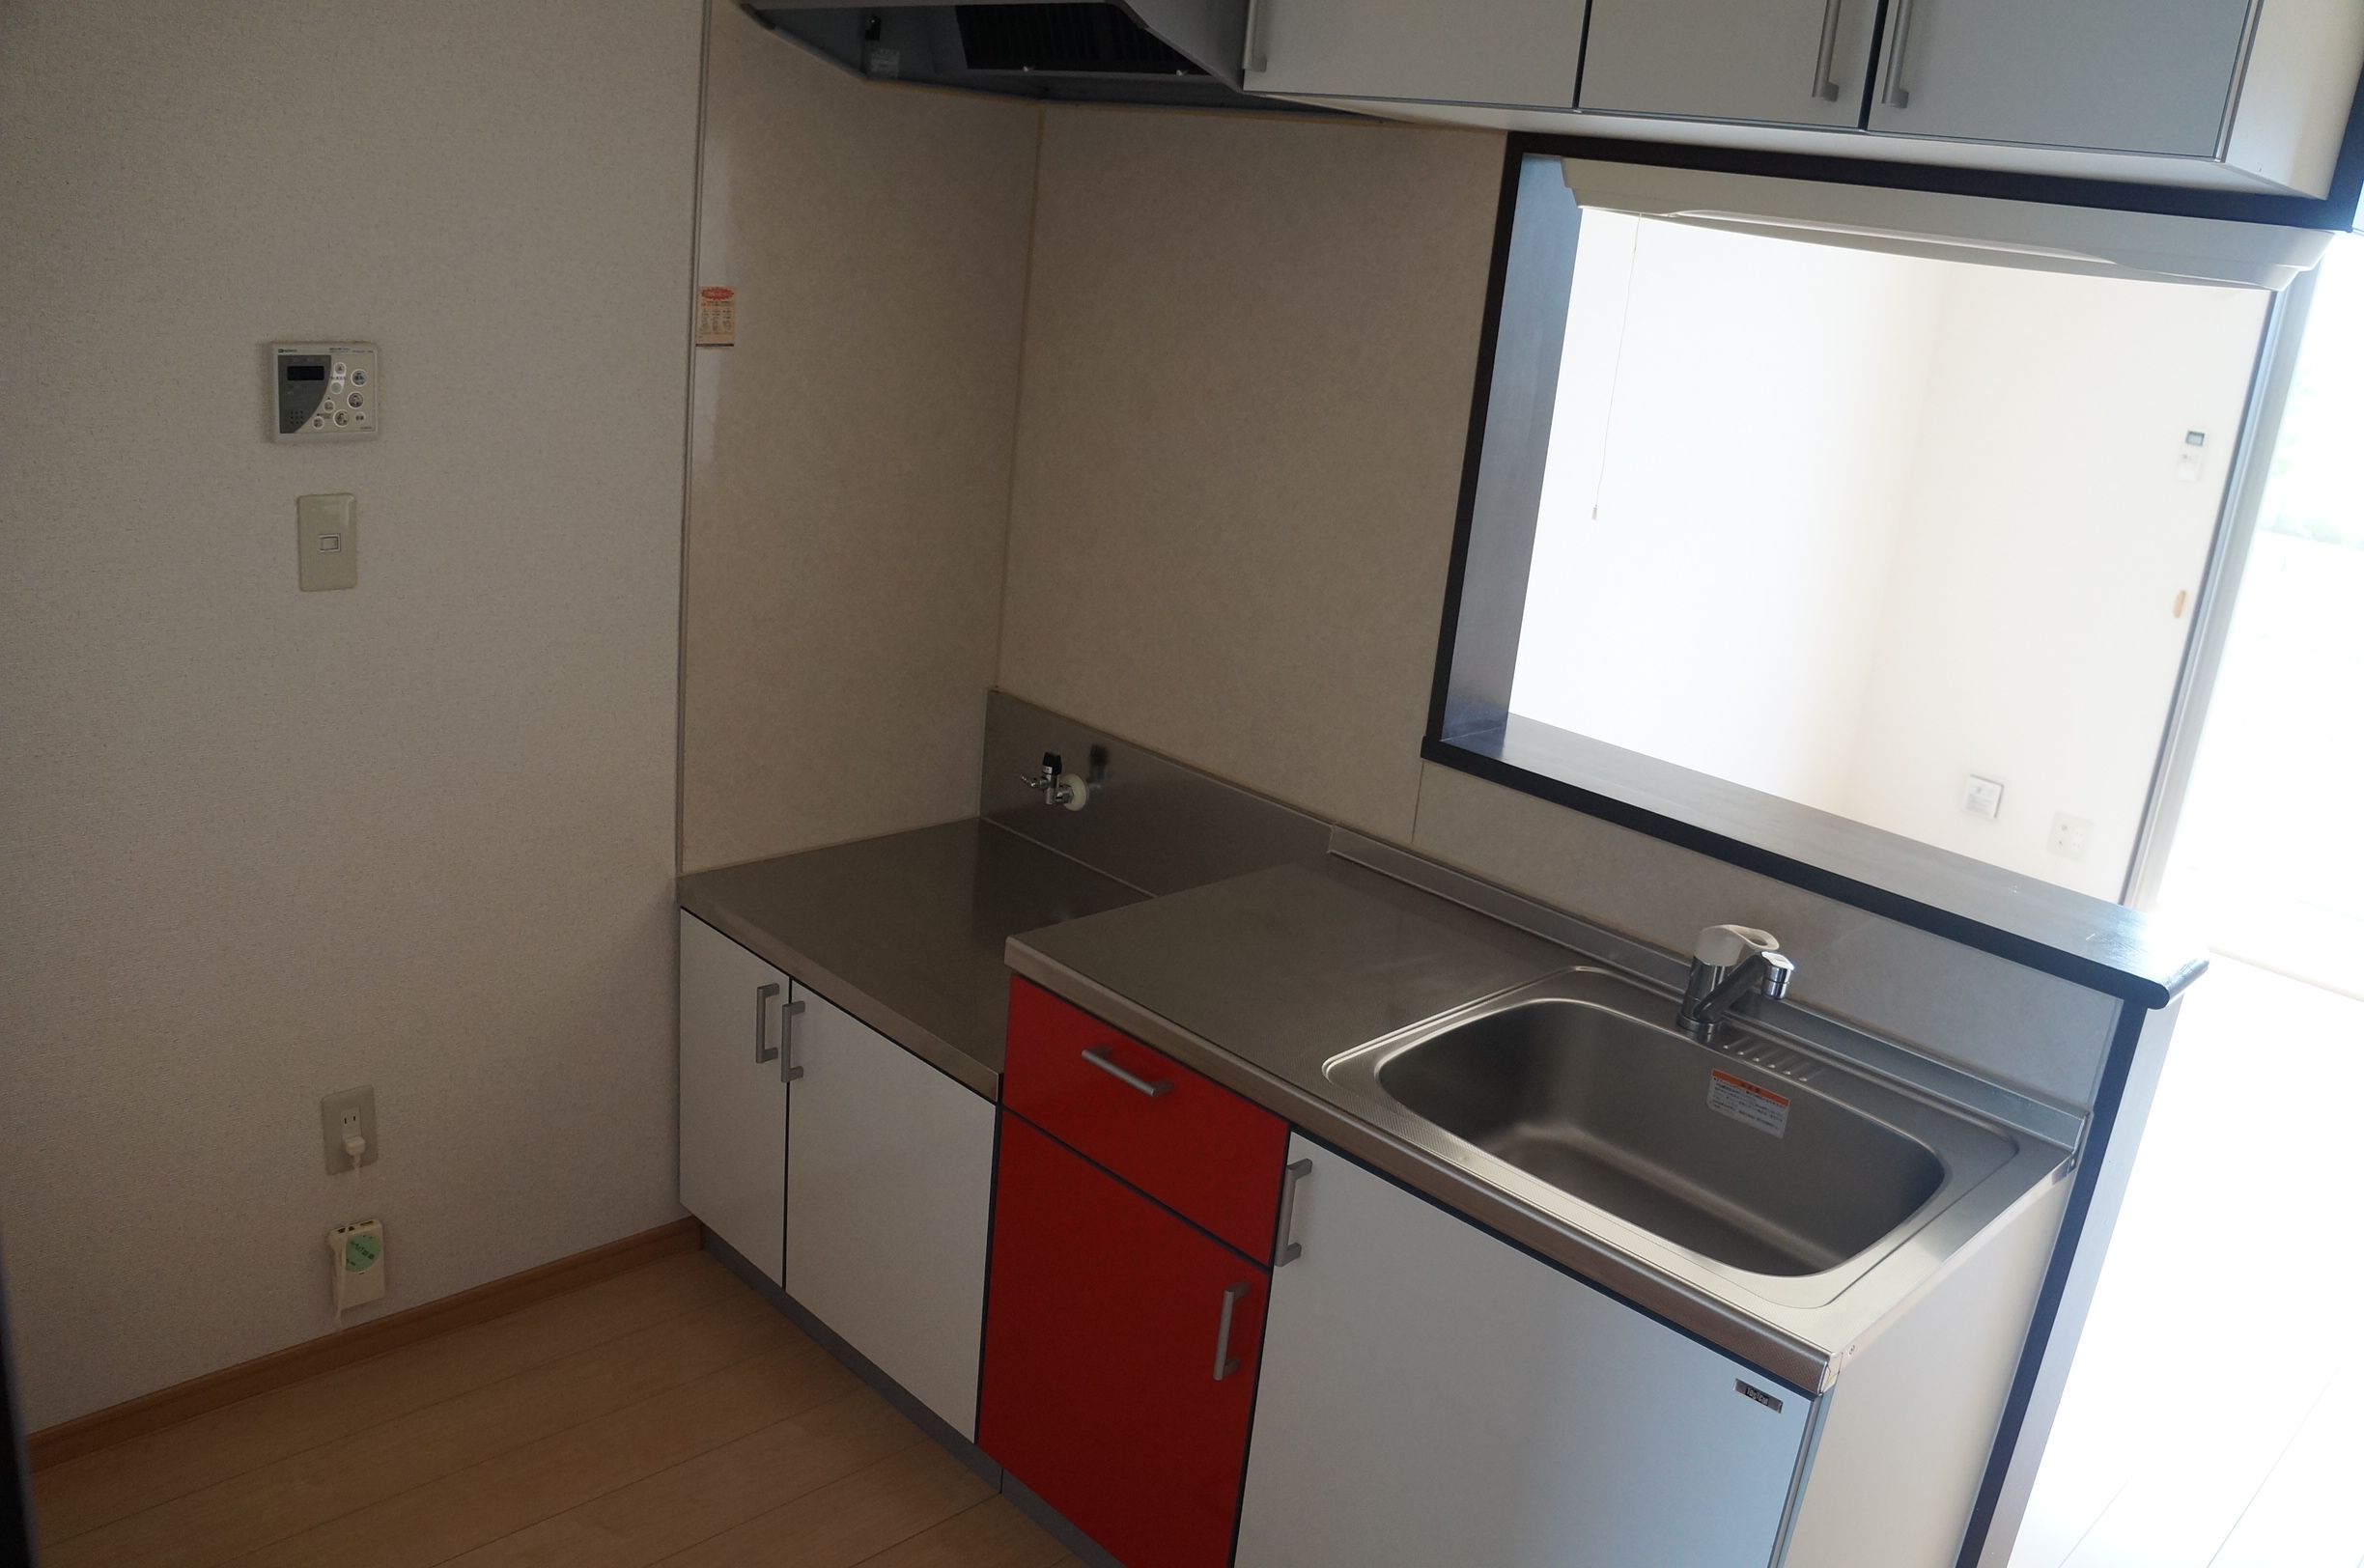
[1241,0,1586,108]
[1579,0,1878,128]
[1241,0,2363,195]
[1868,0,2262,154]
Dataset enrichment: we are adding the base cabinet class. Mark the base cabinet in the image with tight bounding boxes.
[978,1114,1266,1568]
[678,910,793,1284]
[784,985,996,1439]
[1234,1136,1814,1568]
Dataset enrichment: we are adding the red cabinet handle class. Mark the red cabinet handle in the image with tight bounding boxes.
[1082,1046,1173,1098]
[1213,1281,1250,1380]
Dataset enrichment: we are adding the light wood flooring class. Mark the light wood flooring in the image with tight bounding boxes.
[2011,956,2364,1568]
[30,1249,1082,1568]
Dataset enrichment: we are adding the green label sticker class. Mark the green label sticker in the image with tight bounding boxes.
[343,1232,380,1273]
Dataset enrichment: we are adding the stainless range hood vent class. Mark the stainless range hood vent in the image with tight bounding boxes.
[745,0,1337,112]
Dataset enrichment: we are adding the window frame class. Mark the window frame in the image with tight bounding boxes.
[1421,138,2319,1007]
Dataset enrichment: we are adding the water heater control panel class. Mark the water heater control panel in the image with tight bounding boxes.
[273,343,379,442]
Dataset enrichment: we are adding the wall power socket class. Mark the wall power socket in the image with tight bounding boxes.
[321,1086,379,1174]
[329,1218,385,1311]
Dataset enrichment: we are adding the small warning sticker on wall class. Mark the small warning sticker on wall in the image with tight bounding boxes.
[696,286,736,348]
[1708,1069,1789,1137]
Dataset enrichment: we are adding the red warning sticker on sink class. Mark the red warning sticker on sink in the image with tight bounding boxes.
[1709,1070,1789,1137]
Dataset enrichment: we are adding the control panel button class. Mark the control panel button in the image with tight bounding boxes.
[349,393,363,407]
[350,371,366,386]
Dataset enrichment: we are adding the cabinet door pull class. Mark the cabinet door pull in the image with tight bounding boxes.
[780,995,807,1082]
[1880,0,1917,106]
[1274,1157,1313,1265]
[754,983,781,1064]
[1212,1281,1250,1380]
[1811,0,1844,100]
[1082,1046,1172,1098]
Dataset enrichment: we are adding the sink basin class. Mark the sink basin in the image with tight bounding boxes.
[1326,969,1992,1281]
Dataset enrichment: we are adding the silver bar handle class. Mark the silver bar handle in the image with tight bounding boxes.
[1082,1046,1172,1098]
[1880,0,1916,107]
[1274,1158,1313,1265]
[1212,1281,1250,1380]
[781,995,807,1082]
[754,983,781,1064]
[1811,0,1844,100]
[1241,0,1267,74]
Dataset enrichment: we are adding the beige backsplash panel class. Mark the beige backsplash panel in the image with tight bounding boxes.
[679,7,1040,873]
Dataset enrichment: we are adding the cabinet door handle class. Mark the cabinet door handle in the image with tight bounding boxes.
[754,983,781,1064]
[1081,1046,1172,1098]
[780,996,806,1082]
[1212,1281,1250,1380]
[1880,0,1917,107]
[1274,1157,1313,1265]
[1811,0,1844,100]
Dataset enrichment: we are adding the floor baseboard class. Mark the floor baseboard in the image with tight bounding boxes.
[26,1217,702,1471]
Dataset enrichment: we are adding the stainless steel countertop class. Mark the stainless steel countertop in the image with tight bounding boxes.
[680,819,1145,1099]
[1006,856,2074,1392]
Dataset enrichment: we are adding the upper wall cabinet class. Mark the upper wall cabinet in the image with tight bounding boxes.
[1869,0,2259,154]
[1242,0,1586,108]
[1579,0,1878,128]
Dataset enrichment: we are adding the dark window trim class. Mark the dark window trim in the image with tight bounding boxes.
[1421,139,2268,1012]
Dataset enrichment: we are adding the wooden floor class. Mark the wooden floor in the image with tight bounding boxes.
[30,1250,1083,1568]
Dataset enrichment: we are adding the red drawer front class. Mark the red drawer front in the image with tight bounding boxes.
[1004,977,1289,1259]
[979,1113,1266,1568]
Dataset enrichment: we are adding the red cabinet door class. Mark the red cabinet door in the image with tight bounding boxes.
[979,1113,1267,1568]
[1005,977,1290,1259]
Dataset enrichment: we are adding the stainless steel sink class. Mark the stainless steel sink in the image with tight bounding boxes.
[1324,968,2021,1294]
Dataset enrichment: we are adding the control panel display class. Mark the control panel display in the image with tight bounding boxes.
[273,343,379,442]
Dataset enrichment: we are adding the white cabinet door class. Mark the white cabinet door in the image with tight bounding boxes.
[1578,0,1877,128]
[1867,0,2256,154]
[678,910,791,1286]
[783,986,996,1439]
[1235,1136,1812,1568]
[1243,0,1586,109]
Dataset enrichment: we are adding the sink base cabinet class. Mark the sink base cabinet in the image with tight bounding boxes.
[1234,1135,1814,1568]
[783,984,995,1440]
[977,1113,1267,1568]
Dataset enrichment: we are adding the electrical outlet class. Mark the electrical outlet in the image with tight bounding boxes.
[2048,813,2095,861]
[320,1086,379,1174]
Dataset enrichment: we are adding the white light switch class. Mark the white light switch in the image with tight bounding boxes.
[297,493,356,591]
[1961,775,2005,819]
[2175,430,2207,482]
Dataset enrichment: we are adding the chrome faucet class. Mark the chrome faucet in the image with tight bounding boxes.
[1676,925,1794,1045]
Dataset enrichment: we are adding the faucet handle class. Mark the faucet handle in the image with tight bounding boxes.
[1694,924,1780,967]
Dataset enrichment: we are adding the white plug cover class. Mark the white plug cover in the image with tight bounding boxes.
[1695,924,1778,966]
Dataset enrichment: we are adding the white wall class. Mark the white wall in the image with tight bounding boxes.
[1842,268,2268,898]
[1513,216,1945,810]
[680,10,1040,872]
[0,1,702,1426]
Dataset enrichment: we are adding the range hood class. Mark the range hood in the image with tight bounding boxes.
[744,0,1314,112]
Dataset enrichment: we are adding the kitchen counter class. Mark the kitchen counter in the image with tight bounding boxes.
[680,818,1145,1098]
[1007,853,2075,1392]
